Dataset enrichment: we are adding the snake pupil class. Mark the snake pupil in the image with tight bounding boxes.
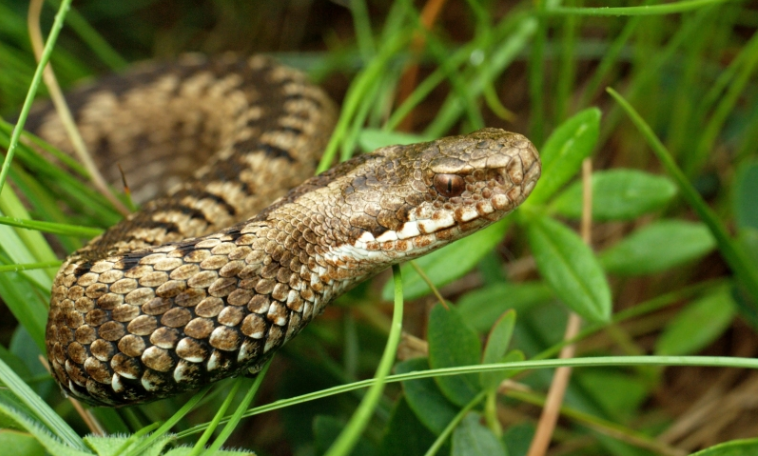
[433,173,465,198]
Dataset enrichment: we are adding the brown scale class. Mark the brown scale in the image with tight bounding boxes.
[37,56,541,406]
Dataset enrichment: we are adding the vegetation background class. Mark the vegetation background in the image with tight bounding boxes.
[0,0,757,455]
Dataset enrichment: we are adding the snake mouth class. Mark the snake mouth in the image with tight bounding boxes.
[344,193,515,261]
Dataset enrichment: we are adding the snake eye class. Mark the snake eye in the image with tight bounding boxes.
[433,173,465,198]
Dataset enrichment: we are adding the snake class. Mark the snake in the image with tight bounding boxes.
[31,55,541,406]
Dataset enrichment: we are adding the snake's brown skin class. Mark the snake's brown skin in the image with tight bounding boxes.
[39,56,541,406]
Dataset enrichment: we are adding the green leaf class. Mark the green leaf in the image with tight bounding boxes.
[377,398,436,456]
[0,340,31,382]
[8,328,53,401]
[0,429,45,456]
[456,282,553,332]
[451,414,508,456]
[690,438,758,456]
[524,108,601,207]
[551,169,677,221]
[733,230,758,330]
[480,311,515,390]
[502,422,534,456]
[86,435,153,456]
[396,358,458,435]
[575,370,649,421]
[382,219,510,301]
[734,160,758,231]
[85,434,254,456]
[733,283,758,331]
[526,216,611,322]
[600,220,716,276]
[655,286,735,356]
[739,228,758,269]
[427,305,482,406]
[0,271,48,350]
[164,448,253,456]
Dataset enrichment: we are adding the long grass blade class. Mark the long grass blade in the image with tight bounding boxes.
[607,87,758,303]
[0,0,73,194]
[323,264,405,456]
[547,0,727,16]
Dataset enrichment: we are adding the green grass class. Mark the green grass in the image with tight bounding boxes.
[1,0,758,455]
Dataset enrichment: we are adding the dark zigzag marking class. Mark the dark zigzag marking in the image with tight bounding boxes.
[234,139,294,162]
[177,189,238,216]
[284,92,323,109]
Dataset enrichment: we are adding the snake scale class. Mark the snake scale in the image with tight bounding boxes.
[31,55,541,406]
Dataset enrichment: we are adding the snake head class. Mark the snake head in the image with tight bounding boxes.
[318,128,541,268]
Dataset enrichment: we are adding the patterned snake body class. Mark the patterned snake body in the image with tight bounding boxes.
[38,56,541,406]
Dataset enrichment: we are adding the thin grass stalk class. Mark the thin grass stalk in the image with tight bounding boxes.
[527,159,593,456]
[188,380,243,456]
[534,279,727,361]
[423,391,487,456]
[424,16,537,138]
[528,1,548,146]
[0,358,86,450]
[175,353,758,439]
[323,264,405,456]
[27,0,130,216]
[0,0,73,196]
[47,0,128,71]
[686,30,758,176]
[350,0,376,59]
[0,260,61,273]
[598,7,711,147]
[505,388,687,456]
[546,0,727,16]
[578,13,642,107]
[122,386,211,456]
[608,87,758,304]
[0,184,58,279]
[0,216,102,237]
[201,362,271,455]
[556,0,579,122]
[317,31,412,173]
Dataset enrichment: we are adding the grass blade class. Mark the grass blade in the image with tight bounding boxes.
[323,264,404,456]
[607,87,758,303]
[0,357,86,450]
[0,216,102,237]
[0,0,73,194]
[546,0,727,16]
[200,362,271,456]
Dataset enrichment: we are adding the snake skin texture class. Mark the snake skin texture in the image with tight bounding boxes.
[36,55,541,406]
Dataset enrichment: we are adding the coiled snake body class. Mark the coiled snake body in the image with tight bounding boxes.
[35,55,541,406]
